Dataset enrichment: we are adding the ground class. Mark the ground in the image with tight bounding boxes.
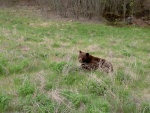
[0,6,150,113]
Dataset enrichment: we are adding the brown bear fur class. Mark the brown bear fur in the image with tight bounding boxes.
[78,50,113,73]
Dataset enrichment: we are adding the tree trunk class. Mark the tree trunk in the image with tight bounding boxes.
[123,0,127,23]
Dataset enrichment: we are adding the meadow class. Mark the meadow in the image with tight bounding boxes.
[0,6,150,113]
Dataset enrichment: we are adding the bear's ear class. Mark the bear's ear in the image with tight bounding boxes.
[86,53,89,56]
[79,50,82,53]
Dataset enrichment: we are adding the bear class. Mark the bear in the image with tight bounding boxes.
[78,50,113,73]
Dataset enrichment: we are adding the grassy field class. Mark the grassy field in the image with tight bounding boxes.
[0,6,150,113]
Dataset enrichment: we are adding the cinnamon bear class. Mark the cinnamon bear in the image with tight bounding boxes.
[78,50,113,73]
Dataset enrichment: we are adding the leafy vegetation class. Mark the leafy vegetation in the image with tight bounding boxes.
[0,7,149,113]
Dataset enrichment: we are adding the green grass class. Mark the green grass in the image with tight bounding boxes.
[0,93,10,112]
[0,6,150,113]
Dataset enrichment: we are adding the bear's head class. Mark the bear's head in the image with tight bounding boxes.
[78,50,91,63]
